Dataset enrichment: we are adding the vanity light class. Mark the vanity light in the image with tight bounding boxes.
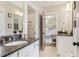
[19,13,23,16]
[16,12,23,16]
[66,3,70,11]
[14,10,23,16]
[66,2,73,11]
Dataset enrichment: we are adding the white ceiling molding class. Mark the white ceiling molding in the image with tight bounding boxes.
[9,1,24,9]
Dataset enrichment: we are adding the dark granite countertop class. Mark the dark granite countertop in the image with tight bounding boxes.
[58,35,73,36]
[0,38,39,57]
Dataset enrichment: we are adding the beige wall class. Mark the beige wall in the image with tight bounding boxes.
[28,13,35,38]
[27,2,41,39]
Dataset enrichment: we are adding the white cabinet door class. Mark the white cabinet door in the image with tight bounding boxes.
[6,52,17,57]
[34,40,39,57]
[27,51,36,57]
[18,46,29,57]
[27,40,39,57]
[19,43,35,57]
[57,36,74,57]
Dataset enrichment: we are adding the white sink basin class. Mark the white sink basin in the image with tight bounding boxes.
[4,41,28,46]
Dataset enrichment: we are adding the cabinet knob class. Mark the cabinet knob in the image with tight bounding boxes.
[73,42,79,46]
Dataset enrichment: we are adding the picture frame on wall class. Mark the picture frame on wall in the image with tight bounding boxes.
[8,13,12,18]
[8,24,12,28]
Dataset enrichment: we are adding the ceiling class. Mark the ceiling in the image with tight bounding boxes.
[31,1,68,8]
[9,1,69,12]
[9,1,68,9]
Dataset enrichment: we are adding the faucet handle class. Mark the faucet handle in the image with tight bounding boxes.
[0,39,5,45]
[9,37,12,41]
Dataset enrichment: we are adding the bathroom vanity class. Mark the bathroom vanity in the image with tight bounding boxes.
[0,39,39,57]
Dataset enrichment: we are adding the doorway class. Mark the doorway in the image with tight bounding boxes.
[39,13,58,57]
[45,13,57,46]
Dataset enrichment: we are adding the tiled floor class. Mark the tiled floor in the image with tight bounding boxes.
[39,45,58,57]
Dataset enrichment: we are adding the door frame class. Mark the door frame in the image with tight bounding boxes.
[39,12,58,50]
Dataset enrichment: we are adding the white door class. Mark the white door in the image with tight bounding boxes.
[73,1,79,57]
[40,14,46,50]
[42,14,46,50]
